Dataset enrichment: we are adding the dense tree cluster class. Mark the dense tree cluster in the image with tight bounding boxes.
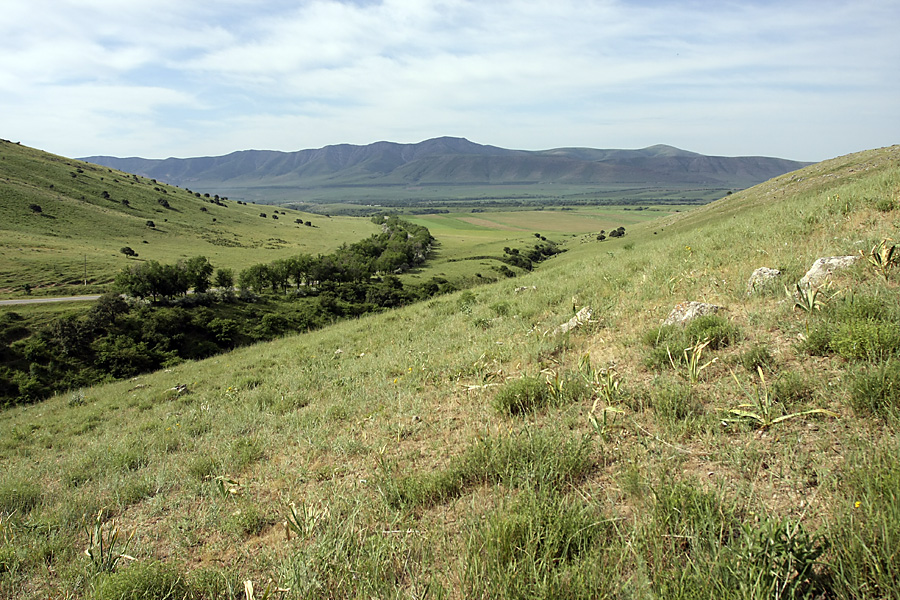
[0,218,454,406]
[500,239,565,271]
[237,216,434,293]
[115,256,214,301]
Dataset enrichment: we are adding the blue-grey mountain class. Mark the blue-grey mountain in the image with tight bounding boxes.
[83,137,810,196]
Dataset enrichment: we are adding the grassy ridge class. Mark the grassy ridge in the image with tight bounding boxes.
[0,140,378,296]
[1,145,899,598]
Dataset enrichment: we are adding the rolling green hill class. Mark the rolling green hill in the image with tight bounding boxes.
[1,144,899,599]
[0,139,379,296]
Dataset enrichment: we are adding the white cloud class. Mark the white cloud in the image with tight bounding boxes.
[2,0,897,160]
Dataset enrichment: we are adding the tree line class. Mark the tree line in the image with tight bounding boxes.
[1,217,454,407]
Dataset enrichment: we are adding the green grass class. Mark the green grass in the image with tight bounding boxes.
[0,140,379,297]
[1,144,900,597]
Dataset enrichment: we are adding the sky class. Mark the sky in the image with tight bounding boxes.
[1,0,898,162]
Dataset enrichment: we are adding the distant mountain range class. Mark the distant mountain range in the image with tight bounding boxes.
[82,137,810,194]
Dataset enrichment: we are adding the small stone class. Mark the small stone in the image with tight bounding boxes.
[798,255,859,289]
[746,267,781,295]
[662,301,723,326]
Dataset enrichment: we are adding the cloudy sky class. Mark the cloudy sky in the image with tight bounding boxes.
[2,0,897,161]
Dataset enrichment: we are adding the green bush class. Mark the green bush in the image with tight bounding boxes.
[741,344,774,372]
[93,561,190,600]
[719,519,829,599]
[0,544,21,575]
[684,315,741,350]
[874,197,895,212]
[493,376,550,415]
[651,383,703,426]
[383,427,594,508]
[229,438,264,471]
[772,371,815,407]
[805,292,900,362]
[830,320,900,361]
[849,360,900,418]
[187,455,218,481]
[828,441,900,596]
[223,502,269,537]
[464,490,615,599]
[644,315,741,369]
[545,370,593,406]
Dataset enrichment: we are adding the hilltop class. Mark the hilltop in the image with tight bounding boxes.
[82,137,810,204]
[0,139,379,296]
[1,144,899,598]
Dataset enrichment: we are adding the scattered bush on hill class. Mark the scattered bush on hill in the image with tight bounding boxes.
[644,315,741,369]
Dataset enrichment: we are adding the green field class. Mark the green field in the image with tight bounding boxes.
[205,180,728,208]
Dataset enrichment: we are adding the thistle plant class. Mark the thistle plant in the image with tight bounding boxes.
[727,367,837,429]
[668,338,716,385]
[579,355,625,437]
[83,509,135,573]
[284,499,328,540]
[862,239,898,280]
[789,282,827,334]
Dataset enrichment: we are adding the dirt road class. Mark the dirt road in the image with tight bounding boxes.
[0,295,101,306]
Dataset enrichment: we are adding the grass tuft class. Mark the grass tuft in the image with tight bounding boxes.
[492,375,550,415]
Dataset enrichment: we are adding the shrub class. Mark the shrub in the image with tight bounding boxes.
[223,502,269,537]
[464,490,615,599]
[849,360,900,418]
[684,315,741,350]
[830,321,900,362]
[772,371,815,407]
[651,383,703,426]
[229,438,264,471]
[874,197,895,212]
[741,344,774,372]
[93,561,190,600]
[644,315,740,368]
[493,376,550,415]
[383,427,594,508]
[805,292,900,362]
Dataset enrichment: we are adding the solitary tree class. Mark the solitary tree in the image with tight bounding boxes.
[28,204,42,213]
[120,247,138,258]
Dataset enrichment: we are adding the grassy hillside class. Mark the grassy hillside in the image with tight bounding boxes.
[401,206,678,285]
[1,145,899,598]
[0,140,379,297]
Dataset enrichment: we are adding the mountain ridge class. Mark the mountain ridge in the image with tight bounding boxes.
[82,137,811,193]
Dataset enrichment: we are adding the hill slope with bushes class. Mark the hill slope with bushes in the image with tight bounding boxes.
[0,139,378,296]
[1,145,899,598]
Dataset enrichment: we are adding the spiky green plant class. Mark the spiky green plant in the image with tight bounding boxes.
[727,367,837,429]
[668,338,716,385]
[83,509,135,574]
[862,239,898,280]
